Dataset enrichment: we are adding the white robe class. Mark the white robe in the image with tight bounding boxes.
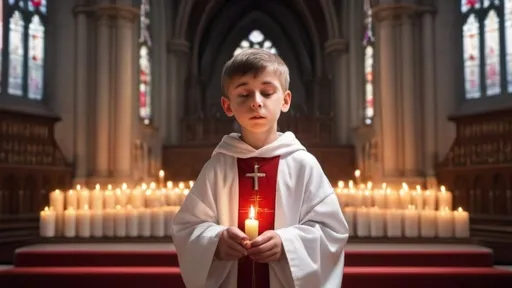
[172,132,349,288]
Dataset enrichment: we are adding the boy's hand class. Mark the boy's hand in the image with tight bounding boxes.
[214,226,249,261]
[247,230,283,263]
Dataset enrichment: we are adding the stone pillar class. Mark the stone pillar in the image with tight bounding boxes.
[421,10,436,178]
[400,14,418,176]
[348,0,364,130]
[73,6,89,182]
[325,39,349,145]
[374,9,399,178]
[113,5,138,181]
[167,40,190,145]
[94,8,112,178]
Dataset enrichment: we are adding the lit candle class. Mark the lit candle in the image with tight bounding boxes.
[39,206,56,237]
[151,207,165,237]
[91,184,103,211]
[404,205,419,238]
[77,185,90,210]
[91,209,103,237]
[139,208,151,237]
[77,205,91,238]
[125,205,139,237]
[420,208,436,238]
[437,186,453,211]
[63,207,76,238]
[386,209,403,237]
[114,205,126,237]
[103,208,115,237]
[356,207,370,237]
[454,207,470,238]
[369,206,385,237]
[104,187,115,210]
[245,205,259,240]
[436,207,454,238]
[158,170,165,188]
[66,189,78,210]
[49,189,64,236]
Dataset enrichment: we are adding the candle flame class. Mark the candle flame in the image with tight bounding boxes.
[84,204,89,210]
[354,169,361,178]
[402,183,409,191]
[337,181,344,189]
[178,182,185,189]
[367,181,372,189]
[249,205,256,219]
[76,185,81,190]
[95,184,100,190]
[44,206,49,211]
[159,170,165,177]
[150,182,156,189]
[189,181,195,188]
[142,183,147,190]
[122,183,127,190]
[458,207,463,212]
[348,180,354,189]
[166,181,173,189]
[108,184,112,190]
[440,185,446,192]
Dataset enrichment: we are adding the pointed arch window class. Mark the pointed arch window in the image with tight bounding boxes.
[139,0,152,125]
[461,0,511,99]
[1,0,47,100]
[363,0,375,125]
[233,30,278,56]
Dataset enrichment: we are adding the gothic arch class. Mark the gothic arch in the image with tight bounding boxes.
[174,0,335,77]
[200,11,309,116]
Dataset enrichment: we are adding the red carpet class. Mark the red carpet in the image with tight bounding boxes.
[1,243,512,288]
[14,247,493,267]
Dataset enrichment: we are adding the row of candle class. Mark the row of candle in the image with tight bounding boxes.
[342,206,470,238]
[39,205,180,238]
[48,181,192,213]
[335,181,453,211]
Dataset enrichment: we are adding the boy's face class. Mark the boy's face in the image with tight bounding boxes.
[221,69,291,134]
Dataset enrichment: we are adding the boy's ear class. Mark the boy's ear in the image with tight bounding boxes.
[281,90,292,112]
[221,96,234,117]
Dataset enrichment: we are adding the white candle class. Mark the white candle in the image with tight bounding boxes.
[386,209,402,237]
[65,190,78,210]
[138,208,151,237]
[420,209,437,238]
[437,186,453,211]
[454,207,470,238]
[90,185,103,211]
[355,207,370,237]
[77,205,91,238]
[49,190,64,236]
[114,205,126,237]
[369,206,385,237]
[362,191,372,207]
[91,210,103,237]
[411,189,424,210]
[436,208,454,238]
[404,205,419,238]
[245,205,259,240]
[423,190,436,210]
[104,190,115,210]
[39,206,56,237]
[77,187,90,210]
[125,205,139,237]
[373,190,386,209]
[399,188,411,209]
[103,208,115,237]
[130,188,144,208]
[151,207,165,237]
[386,190,400,209]
[115,189,128,208]
[342,207,356,236]
[63,208,76,238]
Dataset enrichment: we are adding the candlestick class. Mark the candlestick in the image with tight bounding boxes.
[245,205,259,240]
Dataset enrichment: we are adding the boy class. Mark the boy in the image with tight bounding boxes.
[172,49,349,288]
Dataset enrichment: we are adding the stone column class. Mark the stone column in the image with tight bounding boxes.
[73,5,89,182]
[421,10,436,178]
[167,40,190,145]
[325,39,349,145]
[113,5,138,181]
[349,0,364,130]
[374,8,399,177]
[94,8,112,178]
[400,13,418,176]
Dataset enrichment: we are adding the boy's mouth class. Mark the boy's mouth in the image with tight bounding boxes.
[250,115,265,120]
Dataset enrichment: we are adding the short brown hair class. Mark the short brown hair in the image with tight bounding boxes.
[221,49,290,97]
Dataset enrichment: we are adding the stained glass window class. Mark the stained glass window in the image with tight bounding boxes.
[505,0,512,92]
[139,0,152,124]
[28,15,44,100]
[484,10,500,95]
[1,0,47,100]
[233,30,277,56]
[363,0,374,125]
[461,0,510,99]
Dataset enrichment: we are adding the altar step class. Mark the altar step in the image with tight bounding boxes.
[1,266,511,288]
[12,243,494,267]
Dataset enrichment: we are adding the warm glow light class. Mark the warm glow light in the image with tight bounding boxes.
[249,205,256,219]
[142,183,147,190]
[458,207,463,212]
[108,184,112,190]
[150,182,156,189]
[166,181,173,189]
[178,182,185,189]
[159,170,165,178]
[440,186,446,192]
[354,170,361,178]
[122,183,127,190]
[338,181,344,189]
[95,184,100,190]
[76,185,81,190]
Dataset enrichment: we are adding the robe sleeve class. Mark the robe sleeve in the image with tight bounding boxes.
[274,156,349,288]
[171,160,233,288]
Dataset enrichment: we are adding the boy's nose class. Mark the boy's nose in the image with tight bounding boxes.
[251,95,263,109]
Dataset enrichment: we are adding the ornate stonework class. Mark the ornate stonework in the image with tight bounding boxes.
[372,3,436,23]
[73,4,139,23]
